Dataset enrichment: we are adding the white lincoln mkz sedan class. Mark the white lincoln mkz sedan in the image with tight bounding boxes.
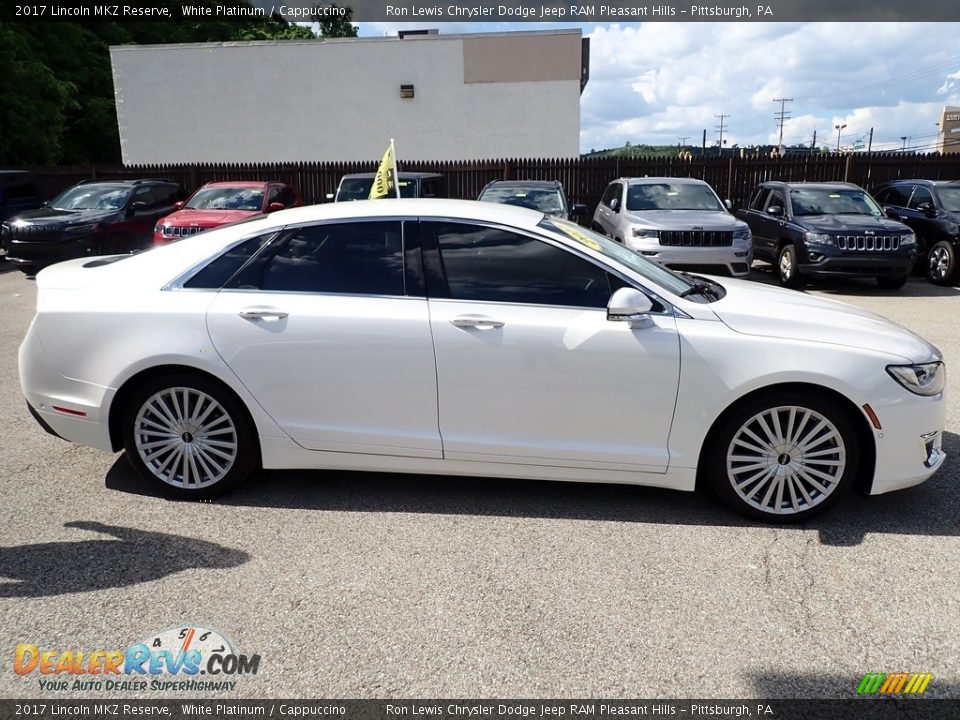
[19,199,946,522]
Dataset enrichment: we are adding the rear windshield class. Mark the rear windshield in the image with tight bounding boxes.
[337,178,418,201]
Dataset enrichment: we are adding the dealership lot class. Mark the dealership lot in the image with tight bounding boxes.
[0,262,958,699]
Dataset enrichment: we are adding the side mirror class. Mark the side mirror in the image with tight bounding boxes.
[571,203,587,217]
[610,198,621,213]
[883,206,900,220]
[268,202,285,212]
[127,201,147,217]
[724,198,733,210]
[325,193,335,202]
[766,205,784,217]
[173,201,185,210]
[918,202,937,217]
[607,288,654,329]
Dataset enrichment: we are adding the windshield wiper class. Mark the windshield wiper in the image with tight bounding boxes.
[679,282,719,299]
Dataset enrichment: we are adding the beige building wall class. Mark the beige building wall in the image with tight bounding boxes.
[938,106,960,154]
[110,31,584,164]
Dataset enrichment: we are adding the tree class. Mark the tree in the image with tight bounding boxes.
[317,4,358,38]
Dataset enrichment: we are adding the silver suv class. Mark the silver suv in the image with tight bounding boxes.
[592,177,753,277]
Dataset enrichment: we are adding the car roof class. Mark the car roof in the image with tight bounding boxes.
[483,180,562,188]
[340,172,444,180]
[881,178,959,187]
[762,181,863,190]
[200,181,275,188]
[618,177,708,185]
[269,198,544,227]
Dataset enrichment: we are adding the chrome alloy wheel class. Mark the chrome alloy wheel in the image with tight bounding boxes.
[928,245,950,281]
[134,387,238,489]
[779,249,794,281]
[726,405,846,515]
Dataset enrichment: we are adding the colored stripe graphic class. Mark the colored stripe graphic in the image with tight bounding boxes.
[857,672,933,695]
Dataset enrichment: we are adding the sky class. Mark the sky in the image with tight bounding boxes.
[356,21,960,154]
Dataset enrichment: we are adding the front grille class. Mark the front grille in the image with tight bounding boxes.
[836,235,900,252]
[161,225,207,238]
[658,230,733,247]
[6,224,66,243]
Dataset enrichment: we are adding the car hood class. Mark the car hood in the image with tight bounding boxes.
[625,209,745,230]
[794,214,909,234]
[707,277,941,363]
[6,207,117,226]
[159,209,257,227]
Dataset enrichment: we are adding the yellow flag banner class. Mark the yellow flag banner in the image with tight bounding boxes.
[369,141,398,199]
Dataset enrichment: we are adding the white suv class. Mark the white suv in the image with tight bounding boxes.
[593,177,753,277]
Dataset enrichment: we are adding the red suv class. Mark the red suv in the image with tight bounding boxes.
[154,181,302,244]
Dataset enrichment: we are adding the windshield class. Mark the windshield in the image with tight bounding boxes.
[626,183,724,212]
[538,217,696,298]
[49,185,129,211]
[337,178,418,201]
[479,186,566,214]
[790,188,883,217]
[186,187,264,211]
[935,186,960,212]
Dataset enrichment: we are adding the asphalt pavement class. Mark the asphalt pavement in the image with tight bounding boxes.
[1,260,958,699]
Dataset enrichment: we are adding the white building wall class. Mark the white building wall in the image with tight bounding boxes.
[110,34,582,164]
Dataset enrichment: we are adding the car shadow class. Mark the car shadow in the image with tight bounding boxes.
[0,521,249,598]
[104,431,959,548]
[749,262,960,297]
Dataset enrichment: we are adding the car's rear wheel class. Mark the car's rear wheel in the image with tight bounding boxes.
[926,240,957,285]
[777,244,804,289]
[706,392,860,522]
[122,373,258,499]
[876,275,908,289]
[17,264,38,277]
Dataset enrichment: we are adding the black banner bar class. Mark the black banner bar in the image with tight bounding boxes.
[3,0,960,22]
[2,700,960,720]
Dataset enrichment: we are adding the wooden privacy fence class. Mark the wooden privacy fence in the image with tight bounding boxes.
[23,152,960,213]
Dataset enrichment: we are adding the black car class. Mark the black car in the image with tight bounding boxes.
[736,181,917,289]
[1,179,184,275]
[872,179,960,285]
[477,179,586,221]
[329,172,446,202]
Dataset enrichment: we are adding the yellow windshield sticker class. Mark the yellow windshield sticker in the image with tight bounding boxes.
[552,218,602,251]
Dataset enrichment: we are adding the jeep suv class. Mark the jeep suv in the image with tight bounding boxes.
[592,177,753,277]
[477,180,586,221]
[736,181,917,289]
[1,179,183,275]
[872,179,960,285]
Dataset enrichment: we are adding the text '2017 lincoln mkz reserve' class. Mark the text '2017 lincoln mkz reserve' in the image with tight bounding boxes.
[19,200,946,522]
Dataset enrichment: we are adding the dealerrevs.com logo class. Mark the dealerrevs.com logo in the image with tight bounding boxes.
[14,625,261,693]
[856,672,934,695]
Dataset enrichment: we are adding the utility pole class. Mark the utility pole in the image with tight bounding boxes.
[773,98,793,152]
[702,129,707,157]
[715,114,730,156]
[678,136,690,148]
[867,127,873,154]
[835,123,847,153]
[811,130,817,154]
[900,136,908,151]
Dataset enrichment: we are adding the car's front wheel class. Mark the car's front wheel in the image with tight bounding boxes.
[777,244,804,288]
[122,373,259,499]
[926,240,957,285]
[705,391,860,522]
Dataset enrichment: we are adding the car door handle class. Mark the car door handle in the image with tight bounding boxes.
[450,316,505,330]
[239,308,289,320]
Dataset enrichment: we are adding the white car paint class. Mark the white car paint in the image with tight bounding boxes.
[18,199,946,516]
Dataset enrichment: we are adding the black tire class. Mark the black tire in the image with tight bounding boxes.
[925,240,958,286]
[777,244,804,289]
[18,264,38,277]
[121,372,259,499]
[876,275,908,289]
[704,390,860,523]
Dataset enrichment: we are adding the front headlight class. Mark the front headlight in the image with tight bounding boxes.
[887,362,946,396]
[900,233,917,246]
[631,227,659,240]
[804,231,833,245]
[733,228,752,243]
